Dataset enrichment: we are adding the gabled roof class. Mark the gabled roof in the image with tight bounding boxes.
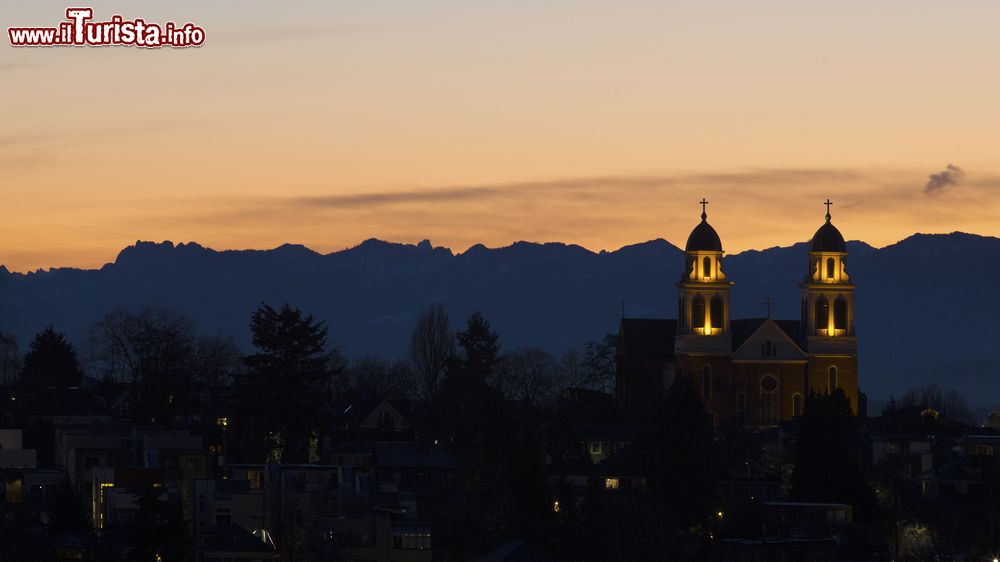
[732,318,807,360]
[110,388,136,410]
[359,399,411,429]
[21,387,106,417]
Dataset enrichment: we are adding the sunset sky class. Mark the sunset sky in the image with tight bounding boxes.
[2,1,999,271]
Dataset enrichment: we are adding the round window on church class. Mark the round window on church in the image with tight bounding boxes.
[760,375,778,393]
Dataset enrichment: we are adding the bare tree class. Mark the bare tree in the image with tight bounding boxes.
[346,355,416,403]
[85,307,245,422]
[85,307,195,384]
[499,346,557,404]
[408,303,453,401]
[581,334,618,394]
[0,332,20,385]
[899,382,974,424]
[557,346,585,391]
[191,334,244,386]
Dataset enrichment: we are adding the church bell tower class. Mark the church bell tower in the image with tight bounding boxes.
[800,199,859,410]
[675,199,733,355]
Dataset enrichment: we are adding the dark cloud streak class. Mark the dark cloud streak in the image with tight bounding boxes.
[924,164,965,195]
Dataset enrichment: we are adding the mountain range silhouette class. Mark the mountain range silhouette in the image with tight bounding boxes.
[0,232,995,404]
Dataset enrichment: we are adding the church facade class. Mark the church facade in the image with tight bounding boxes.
[616,201,859,425]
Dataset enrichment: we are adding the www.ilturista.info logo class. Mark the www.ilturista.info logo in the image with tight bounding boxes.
[8,8,205,48]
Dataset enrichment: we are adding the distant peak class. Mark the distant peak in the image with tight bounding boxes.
[357,238,391,249]
[462,243,490,256]
[114,240,176,265]
[611,238,683,254]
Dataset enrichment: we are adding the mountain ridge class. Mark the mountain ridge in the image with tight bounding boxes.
[0,231,996,405]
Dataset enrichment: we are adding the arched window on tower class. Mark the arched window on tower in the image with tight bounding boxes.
[710,295,724,330]
[702,365,711,401]
[828,366,838,393]
[834,297,848,330]
[692,295,705,329]
[702,256,712,279]
[792,393,803,417]
[826,257,836,279]
[815,296,829,331]
[736,392,746,413]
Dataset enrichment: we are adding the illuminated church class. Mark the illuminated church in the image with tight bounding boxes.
[616,200,859,425]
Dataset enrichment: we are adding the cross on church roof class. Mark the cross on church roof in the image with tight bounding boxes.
[762,298,774,318]
[824,199,833,222]
[700,198,709,220]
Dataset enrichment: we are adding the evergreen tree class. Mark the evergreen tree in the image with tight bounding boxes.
[455,311,500,380]
[20,326,83,391]
[639,375,716,558]
[432,312,512,555]
[47,477,91,536]
[658,377,715,519]
[236,303,341,463]
[132,484,187,562]
[791,389,876,519]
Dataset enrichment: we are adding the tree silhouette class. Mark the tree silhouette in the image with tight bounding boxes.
[85,308,245,423]
[409,303,453,402]
[433,312,512,554]
[456,311,500,381]
[47,477,90,536]
[645,375,716,556]
[0,332,20,386]
[20,326,83,391]
[791,389,876,520]
[132,484,187,562]
[236,303,342,463]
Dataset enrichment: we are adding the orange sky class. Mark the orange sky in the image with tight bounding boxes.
[2,1,999,271]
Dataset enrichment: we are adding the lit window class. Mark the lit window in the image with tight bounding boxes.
[604,478,620,490]
[216,417,229,429]
[590,442,602,455]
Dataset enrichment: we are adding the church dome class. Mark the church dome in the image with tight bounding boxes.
[685,219,723,252]
[810,221,847,253]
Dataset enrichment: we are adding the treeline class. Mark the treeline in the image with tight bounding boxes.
[0,303,616,424]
